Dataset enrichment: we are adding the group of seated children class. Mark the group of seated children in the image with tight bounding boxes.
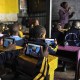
[52,21,80,46]
[0,21,58,76]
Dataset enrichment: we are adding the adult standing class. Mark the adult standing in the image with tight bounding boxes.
[59,2,75,28]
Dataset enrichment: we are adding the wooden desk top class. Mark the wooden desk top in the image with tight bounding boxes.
[0,46,23,51]
[58,45,80,52]
[19,54,38,64]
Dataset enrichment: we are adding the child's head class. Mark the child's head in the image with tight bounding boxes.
[57,23,62,29]
[18,23,23,31]
[30,25,46,39]
[34,19,40,26]
[0,23,3,33]
[75,21,80,29]
[60,2,68,9]
[11,23,19,36]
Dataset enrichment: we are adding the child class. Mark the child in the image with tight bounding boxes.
[10,23,24,46]
[18,23,24,38]
[29,25,58,55]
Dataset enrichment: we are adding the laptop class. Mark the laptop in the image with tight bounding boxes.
[25,43,43,58]
[3,37,15,48]
[45,39,55,46]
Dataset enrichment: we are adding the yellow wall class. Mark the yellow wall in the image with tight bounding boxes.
[0,0,19,13]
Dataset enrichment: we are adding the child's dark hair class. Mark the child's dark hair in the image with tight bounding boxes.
[10,22,19,35]
[60,2,67,8]
[30,25,46,38]
[0,23,3,33]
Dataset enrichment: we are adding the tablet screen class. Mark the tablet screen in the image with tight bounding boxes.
[45,39,55,46]
[25,43,41,57]
[3,38,14,47]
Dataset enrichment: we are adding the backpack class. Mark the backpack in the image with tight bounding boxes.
[65,33,80,46]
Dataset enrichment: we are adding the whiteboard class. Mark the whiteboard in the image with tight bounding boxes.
[52,0,80,20]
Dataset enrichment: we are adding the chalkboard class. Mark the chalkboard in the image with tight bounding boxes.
[52,0,80,20]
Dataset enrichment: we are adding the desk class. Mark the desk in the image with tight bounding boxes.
[0,46,23,51]
[57,46,80,80]
[18,54,58,80]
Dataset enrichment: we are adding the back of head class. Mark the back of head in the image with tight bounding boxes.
[34,19,40,26]
[60,2,67,8]
[30,25,46,39]
[10,22,19,35]
[0,23,3,33]
[72,21,80,29]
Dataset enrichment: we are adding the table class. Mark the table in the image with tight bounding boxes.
[18,54,58,80]
[57,45,80,80]
[0,46,23,51]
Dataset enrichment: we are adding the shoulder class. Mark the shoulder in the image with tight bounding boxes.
[10,36,22,41]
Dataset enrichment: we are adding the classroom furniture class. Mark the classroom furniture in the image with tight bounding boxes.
[57,45,80,80]
[17,54,58,80]
[0,46,23,51]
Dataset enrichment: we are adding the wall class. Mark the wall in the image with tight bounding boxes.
[52,0,80,20]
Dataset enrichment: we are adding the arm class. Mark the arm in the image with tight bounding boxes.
[58,28,68,32]
[4,44,16,51]
[69,12,75,18]
[48,44,58,55]
[58,25,69,32]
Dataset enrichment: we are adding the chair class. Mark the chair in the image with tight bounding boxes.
[33,57,49,80]
[15,55,49,80]
[15,39,24,46]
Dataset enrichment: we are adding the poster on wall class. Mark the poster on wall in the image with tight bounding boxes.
[0,0,18,22]
[20,0,27,16]
[20,0,27,10]
[0,0,19,13]
[0,14,18,22]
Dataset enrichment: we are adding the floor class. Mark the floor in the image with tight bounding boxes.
[54,68,75,80]
[0,65,76,80]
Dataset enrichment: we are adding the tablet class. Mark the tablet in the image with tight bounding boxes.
[45,39,55,46]
[3,38,15,47]
[25,43,42,58]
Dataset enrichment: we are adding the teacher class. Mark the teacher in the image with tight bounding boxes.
[59,2,75,28]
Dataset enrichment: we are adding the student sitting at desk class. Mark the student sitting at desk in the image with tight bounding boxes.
[29,25,58,55]
[18,23,24,38]
[10,23,24,46]
[65,21,80,46]
[0,38,16,75]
